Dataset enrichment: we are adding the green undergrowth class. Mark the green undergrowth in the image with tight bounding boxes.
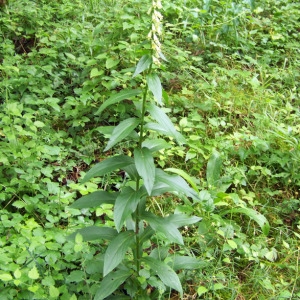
[0,0,299,299]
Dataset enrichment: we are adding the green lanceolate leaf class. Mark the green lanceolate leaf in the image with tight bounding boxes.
[114,187,142,232]
[142,138,171,152]
[70,191,117,209]
[147,103,186,144]
[165,168,199,193]
[133,54,152,77]
[170,256,208,271]
[220,207,270,235]
[143,212,183,245]
[68,226,117,242]
[123,164,139,180]
[134,147,155,195]
[104,118,140,151]
[144,122,169,135]
[139,226,155,245]
[151,182,173,196]
[95,89,142,116]
[206,149,222,187]
[82,155,134,183]
[142,257,183,297]
[155,169,199,201]
[165,214,201,227]
[147,73,163,105]
[94,269,132,300]
[103,231,135,276]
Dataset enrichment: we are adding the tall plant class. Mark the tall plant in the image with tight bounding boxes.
[69,1,201,299]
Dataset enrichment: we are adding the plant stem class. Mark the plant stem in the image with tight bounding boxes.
[138,64,152,148]
[134,64,151,274]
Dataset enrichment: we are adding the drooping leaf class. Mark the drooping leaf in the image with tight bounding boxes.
[82,155,134,183]
[144,122,169,135]
[114,187,142,232]
[104,118,140,151]
[139,226,155,245]
[143,212,183,245]
[155,169,199,201]
[165,168,199,193]
[134,147,155,195]
[133,54,152,77]
[147,73,162,105]
[123,164,139,180]
[94,269,132,300]
[206,150,222,187]
[95,89,141,116]
[142,257,183,297]
[142,138,171,152]
[68,226,117,242]
[170,256,208,271]
[147,103,186,144]
[103,231,135,276]
[151,182,173,196]
[220,207,270,235]
[70,191,117,209]
[165,214,201,228]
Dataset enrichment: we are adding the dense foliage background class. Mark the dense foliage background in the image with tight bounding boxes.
[0,0,299,299]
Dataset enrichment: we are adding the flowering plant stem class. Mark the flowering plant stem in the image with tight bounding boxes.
[69,2,201,299]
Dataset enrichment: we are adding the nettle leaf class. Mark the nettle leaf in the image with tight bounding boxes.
[28,266,40,280]
[49,286,60,298]
[103,231,135,276]
[143,212,183,245]
[147,73,163,105]
[68,226,117,242]
[165,168,199,193]
[147,103,186,144]
[95,89,141,116]
[114,187,142,232]
[133,54,152,77]
[82,155,134,183]
[104,118,140,151]
[134,147,155,195]
[206,150,222,187]
[220,207,270,235]
[94,269,132,300]
[90,67,103,78]
[44,97,60,112]
[142,257,183,297]
[0,273,13,281]
[106,58,120,69]
[155,169,199,201]
[70,191,117,209]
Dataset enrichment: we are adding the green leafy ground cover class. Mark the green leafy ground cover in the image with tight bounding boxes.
[0,0,299,299]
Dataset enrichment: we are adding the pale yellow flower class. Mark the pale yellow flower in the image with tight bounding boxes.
[148,0,163,65]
